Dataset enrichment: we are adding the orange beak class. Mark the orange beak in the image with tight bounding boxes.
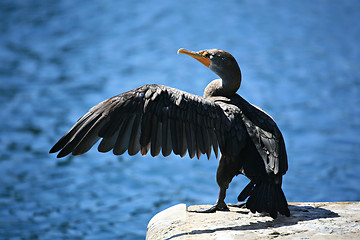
[178,48,211,68]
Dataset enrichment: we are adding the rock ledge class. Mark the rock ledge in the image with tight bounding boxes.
[146,202,360,240]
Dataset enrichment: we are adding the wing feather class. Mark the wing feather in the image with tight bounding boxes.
[49,112,92,154]
[162,119,172,157]
[72,116,108,155]
[232,95,288,175]
[128,114,142,156]
[98,128,120,153]
[113,114,135,155]
[50,84,248,161]
[57,113,102,158]
[185,122,196,159]
[150,115,161,157]
[177,119,187,157]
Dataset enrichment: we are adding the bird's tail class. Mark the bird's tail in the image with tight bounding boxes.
[237,178,290,219]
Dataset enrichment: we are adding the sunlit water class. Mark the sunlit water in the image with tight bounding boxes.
[1,0,359,239]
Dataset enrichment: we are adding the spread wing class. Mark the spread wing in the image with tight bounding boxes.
[50,84,246,159]
[234,95,288,176]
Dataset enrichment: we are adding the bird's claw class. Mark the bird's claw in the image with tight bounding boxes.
[187,203,229,213]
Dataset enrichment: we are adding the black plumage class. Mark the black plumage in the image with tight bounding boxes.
[50,48,290,218]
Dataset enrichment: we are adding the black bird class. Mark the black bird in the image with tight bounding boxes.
[50,48,290,218]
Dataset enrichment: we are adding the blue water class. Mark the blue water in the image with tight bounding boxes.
[1,0,359,239]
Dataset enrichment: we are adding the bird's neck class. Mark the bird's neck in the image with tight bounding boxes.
[203,74,241,99]
[204,62,242,98]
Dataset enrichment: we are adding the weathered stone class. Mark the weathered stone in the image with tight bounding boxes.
[146,202,360,240]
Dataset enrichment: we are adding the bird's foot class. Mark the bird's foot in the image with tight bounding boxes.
[227,202,246,208]
[187,202,229,213]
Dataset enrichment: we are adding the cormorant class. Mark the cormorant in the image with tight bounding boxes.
[50,48,290,218]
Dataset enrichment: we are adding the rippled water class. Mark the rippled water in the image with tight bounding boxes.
[1,0,359,239]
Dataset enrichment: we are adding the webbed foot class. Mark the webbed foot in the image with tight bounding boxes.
[187,202,229,213]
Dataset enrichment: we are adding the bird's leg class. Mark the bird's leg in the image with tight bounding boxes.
[213,186,230,210]
[188,155,237,213]
[187,186,229,213]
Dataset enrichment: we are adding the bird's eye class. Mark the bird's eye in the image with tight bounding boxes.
[201,51,209,58]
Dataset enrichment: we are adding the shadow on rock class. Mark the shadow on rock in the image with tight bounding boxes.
[166,204,339,240]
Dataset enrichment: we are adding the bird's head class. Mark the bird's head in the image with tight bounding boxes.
[178,48,241,96]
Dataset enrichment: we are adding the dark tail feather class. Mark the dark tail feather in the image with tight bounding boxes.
[238,180,255,201]
[238,179,290,219]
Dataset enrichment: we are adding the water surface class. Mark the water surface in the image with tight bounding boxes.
[0,0,359,239]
